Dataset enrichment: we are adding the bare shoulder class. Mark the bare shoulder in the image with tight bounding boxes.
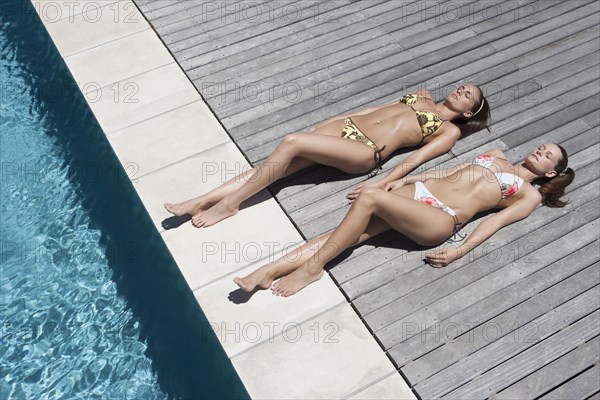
[442,123,461,139]
[522,183,542,203]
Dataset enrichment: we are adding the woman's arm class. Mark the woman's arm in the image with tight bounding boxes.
[425,192,542,267]
[380,126,461,184]
[347,126,462,199]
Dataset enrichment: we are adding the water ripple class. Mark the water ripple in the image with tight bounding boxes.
[1,18,165,400]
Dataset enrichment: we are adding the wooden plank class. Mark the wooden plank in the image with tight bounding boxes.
[496,335,600,399]
[372,203,600,350]
[557,127,600,157]
[511,25,599,69]
[391,241,600,368]
[224,0,537,135]
[180,0,383,71]
[470,40,600,106]
[466,0,566,36]
[581,101,600,128]
[414,0,594,73]
[538,363,600,400]
[197,0,446,89]
[470,55,600,138]
[402,261,600,384]
[151,0,261,29]
[336,128,598,290]
[284,66,594,222]
[351,146,599,314]
[415,288,600,398]
[289,73,598,234]
[350,143,600,308]
[271,27,598,204]
[503,117,599,164]
[162,0,343,52]
[140,0,207,20]
[332,142,598,290]
[502,96,600,148]
[438,308,600,399]
[209,2,444,128]
[134,1,600,397]
[220,0,483,87]
[411,0,584,69]
[243,7,599,164]
[134,0,181,14]
[453,69,600,156]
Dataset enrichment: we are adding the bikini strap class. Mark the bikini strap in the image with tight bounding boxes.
[368,144,386,178]
[446,217,465,243]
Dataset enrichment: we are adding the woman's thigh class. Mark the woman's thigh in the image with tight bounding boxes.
[368,187,456,246]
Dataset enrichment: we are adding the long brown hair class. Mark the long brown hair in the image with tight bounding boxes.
[453,86,492,138]
[538,144,575,208]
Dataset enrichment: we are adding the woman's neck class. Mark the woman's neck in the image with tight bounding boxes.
[435,102,465,121]
[514,162,544,183]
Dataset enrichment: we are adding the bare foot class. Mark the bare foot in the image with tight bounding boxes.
[165,196,219,218]
[191,199,239,228]
[233,266,274,292]
[164,202,191,216]
[163,198,205,216]
[271,265,324,297]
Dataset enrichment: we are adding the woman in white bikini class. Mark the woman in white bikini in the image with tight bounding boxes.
[234,144,575,297]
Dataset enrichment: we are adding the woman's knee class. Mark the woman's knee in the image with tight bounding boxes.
[354,187,382,209]
[279,133,302,149]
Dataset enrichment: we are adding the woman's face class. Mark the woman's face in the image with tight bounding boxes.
[445,84,481,117]
[524,143,563,177]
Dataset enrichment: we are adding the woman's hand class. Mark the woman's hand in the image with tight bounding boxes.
[424,246,464,268]
[346,181,385,202]
[383,179,405,192]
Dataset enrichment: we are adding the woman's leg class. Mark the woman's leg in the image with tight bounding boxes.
[271,186,456,297]
[192,120,377,227]
[233,216,392,291]
[164,119,357,217]
[164,156,315,216]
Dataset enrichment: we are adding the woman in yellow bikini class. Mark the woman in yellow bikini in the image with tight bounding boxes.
[234,144,575,296]
[164,84,491,228]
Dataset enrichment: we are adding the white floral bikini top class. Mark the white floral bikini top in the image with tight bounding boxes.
[472,154,524,198]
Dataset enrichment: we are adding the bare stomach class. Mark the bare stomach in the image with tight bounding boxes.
[351,109,423,155]
[421,174,500,224]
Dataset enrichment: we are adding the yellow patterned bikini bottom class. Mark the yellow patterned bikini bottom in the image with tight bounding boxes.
[341,117,386,174]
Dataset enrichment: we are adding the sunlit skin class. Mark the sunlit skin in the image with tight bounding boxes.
[233,145,563,297]
[164,85,484,228]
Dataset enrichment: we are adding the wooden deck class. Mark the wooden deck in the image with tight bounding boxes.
[134,0,600,398]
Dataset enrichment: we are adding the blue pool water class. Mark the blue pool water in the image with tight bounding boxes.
[0,1,248,399]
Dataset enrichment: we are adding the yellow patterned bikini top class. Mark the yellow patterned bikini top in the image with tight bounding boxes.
[399,93,447,141]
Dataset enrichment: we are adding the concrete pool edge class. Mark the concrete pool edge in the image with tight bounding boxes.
[29,1,416,398]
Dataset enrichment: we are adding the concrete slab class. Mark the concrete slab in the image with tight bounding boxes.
[193,258,346,357]
[158,207,305,289]
[63,28,173,89]
[32,0,121,24]
[31,1,414,398]
[40,0,147,57]
[232,302,398,399]
[133,141,258,228]
[133,142,305,287]
[107,100,230,177]
[84,62,198,134]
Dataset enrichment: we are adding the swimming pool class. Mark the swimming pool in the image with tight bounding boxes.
[0,1,249,398]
